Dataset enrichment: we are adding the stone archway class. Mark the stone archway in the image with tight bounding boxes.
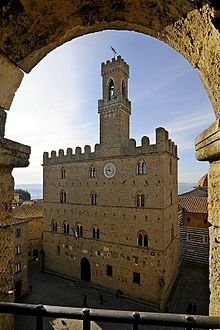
[81,257,91,282]
[0,1,220,324]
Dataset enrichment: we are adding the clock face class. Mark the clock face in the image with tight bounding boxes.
[104,163,116,178]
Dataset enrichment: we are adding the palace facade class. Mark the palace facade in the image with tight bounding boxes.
[43,56,179,309]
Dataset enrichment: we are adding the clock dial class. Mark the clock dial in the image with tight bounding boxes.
[104,163,116,178]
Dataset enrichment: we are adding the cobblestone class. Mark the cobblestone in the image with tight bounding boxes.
[14,261,209,330]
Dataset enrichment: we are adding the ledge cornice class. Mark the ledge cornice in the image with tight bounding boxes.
[195,120,220,162]
[0,138,31,168]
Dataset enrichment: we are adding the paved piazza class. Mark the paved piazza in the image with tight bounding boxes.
[15,262,209,330]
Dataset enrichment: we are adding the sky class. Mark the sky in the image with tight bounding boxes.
[6,30,215,185]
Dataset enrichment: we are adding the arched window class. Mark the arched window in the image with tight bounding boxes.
[122,79,126,98]
[137,160,146,175]
[143,234,148,247]
[60,190,67,203]
[52,221,57,232]
[63,222,69,234]
[138,233,143,246]
[76,224,83,237]
[137,193,145,208]
[109,79,115,100]
[137,232,148,248]
[61,167,66,179]
[89,165,96,178]
[93,226,100,239]
[91,192,97,205]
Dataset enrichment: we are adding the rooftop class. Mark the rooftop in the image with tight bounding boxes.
[13,202,43,219]
[178,196,207,214]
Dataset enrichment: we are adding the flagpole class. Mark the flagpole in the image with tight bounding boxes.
[110,46,118,58]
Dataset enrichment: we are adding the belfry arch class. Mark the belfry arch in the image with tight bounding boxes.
[0,1,220,327]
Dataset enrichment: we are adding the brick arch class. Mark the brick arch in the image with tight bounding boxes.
[0,1,220,115]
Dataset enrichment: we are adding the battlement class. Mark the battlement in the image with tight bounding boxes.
[43,127,177,165]
[101,55,129,77]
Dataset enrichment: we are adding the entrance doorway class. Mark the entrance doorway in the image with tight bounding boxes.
[81,257,91,282]
[15,280,22,298]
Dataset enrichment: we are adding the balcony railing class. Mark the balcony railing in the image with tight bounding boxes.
[0,302,220,330]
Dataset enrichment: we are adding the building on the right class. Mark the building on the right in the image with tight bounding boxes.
[178,174,210,264]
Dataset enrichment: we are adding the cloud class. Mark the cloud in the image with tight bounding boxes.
[132,62,192,104]
[164,111,214,135]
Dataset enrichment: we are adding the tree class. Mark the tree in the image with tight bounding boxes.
[14,189,31,201]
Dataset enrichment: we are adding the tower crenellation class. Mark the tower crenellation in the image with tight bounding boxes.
[43,128,177,165]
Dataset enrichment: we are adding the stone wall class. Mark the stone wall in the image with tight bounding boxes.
[13,221,29,298]
[43,142,179,309]
[195,120,220,317]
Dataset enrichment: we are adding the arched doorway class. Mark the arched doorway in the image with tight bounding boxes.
[81,257,91,282]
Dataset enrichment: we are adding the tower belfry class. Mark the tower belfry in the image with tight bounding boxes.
[98,56,131,149]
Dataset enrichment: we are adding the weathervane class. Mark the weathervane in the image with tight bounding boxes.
[110,46,118,58]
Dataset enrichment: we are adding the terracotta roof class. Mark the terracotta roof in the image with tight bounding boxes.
[13,202,43,219]
[178,196,207,214]
[179,187,208,197]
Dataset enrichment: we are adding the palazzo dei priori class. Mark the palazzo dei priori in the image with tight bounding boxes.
[43,56,179,309]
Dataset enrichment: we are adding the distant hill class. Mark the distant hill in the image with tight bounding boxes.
[15,182,195,200]
[15,183,43,200]
[178,182,196,195]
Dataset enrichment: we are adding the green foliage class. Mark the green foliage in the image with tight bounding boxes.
[14,189,31,201]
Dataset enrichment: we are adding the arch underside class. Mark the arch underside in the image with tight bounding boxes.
[0,0,220,115]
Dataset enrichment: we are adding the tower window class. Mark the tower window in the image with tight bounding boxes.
[93,227,100,239]
[106,265,112,277]
[15,263,21,273]
[136,193,145,208]
[91,193,97,205]
[137,160,146,175]
[52,221,58,232]
[15,228,21,237]
[133,272,140,284]
[64,222,69,234]
[122,79,126,98]
[169,159,172,175]
[61,167,66,179]
[60,190,67,203]
[89,166,96,178]
[137,232,148,248]
[109,79,115,100]
[76,224,83,237]
[15,246,21,255]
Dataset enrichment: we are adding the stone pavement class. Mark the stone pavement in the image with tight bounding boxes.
[14,262,209,330]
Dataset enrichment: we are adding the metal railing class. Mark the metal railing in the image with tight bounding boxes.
[0,302,219,330]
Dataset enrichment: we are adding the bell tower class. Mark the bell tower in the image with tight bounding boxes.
[98,56,131,149]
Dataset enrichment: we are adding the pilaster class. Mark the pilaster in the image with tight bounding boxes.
[195,119,220,316]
